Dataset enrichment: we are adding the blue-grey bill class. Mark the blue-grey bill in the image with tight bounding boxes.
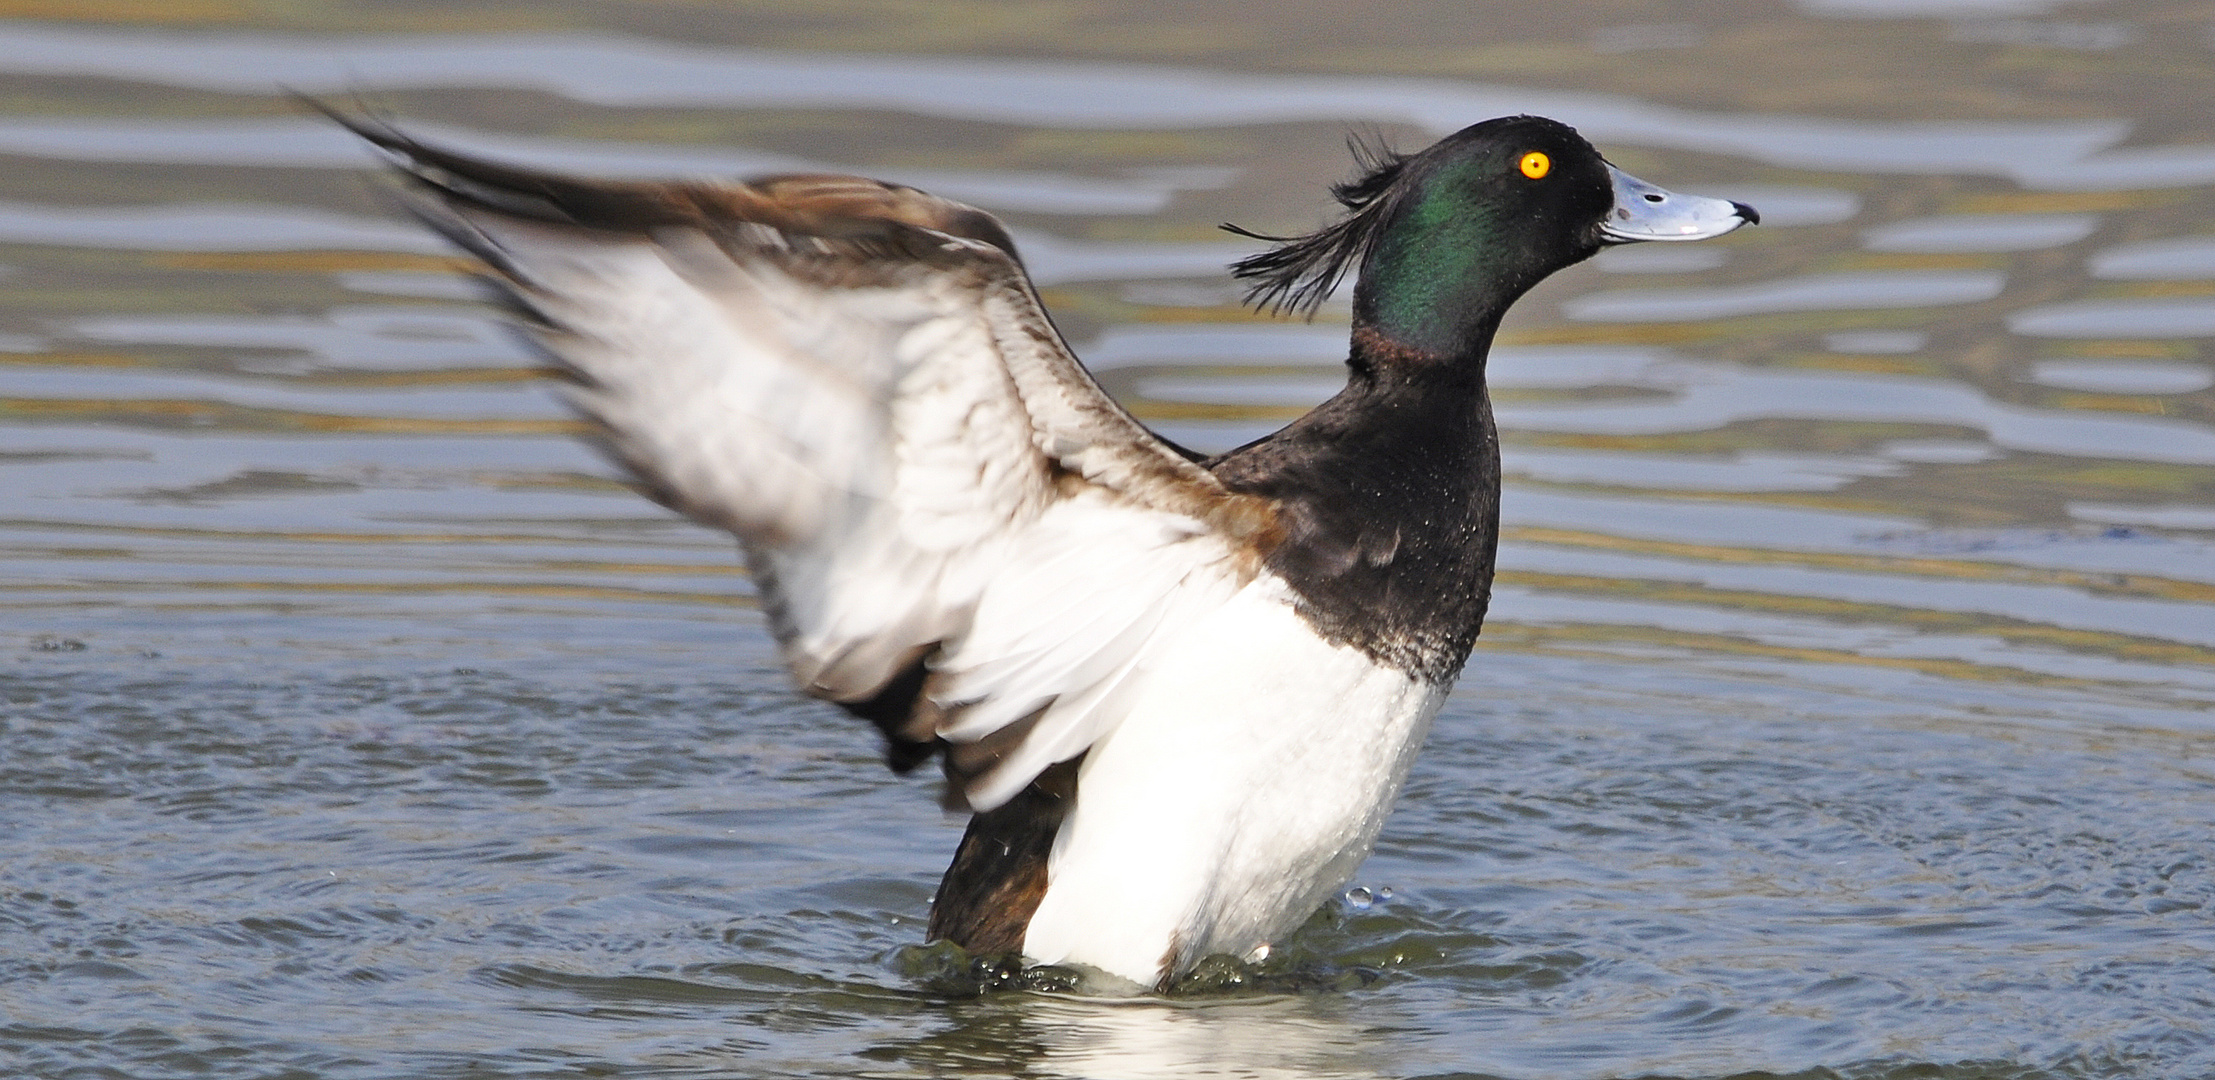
[1600,164,1759,243]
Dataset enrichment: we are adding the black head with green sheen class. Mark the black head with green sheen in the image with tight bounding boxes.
[1230,115,1755,361]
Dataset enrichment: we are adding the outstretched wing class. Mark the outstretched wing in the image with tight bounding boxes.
[329,108,1280,809]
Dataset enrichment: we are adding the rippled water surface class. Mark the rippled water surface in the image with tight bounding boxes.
[5,2,2214,1078]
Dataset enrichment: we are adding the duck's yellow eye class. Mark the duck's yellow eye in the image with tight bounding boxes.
[1519,151,1551,179]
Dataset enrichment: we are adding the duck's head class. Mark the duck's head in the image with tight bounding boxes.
[1231,115,1755,364]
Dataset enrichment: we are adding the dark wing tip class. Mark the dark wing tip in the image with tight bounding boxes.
[300,94,705,230]
[288,90,405,153]
[305,96,1029,269]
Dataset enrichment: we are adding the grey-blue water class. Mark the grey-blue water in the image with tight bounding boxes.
[4,3,2214,1077]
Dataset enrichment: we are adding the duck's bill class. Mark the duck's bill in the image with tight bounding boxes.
[1600,163,1759,243]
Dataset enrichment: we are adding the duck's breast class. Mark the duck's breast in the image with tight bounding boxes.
[1019,575,1449,987]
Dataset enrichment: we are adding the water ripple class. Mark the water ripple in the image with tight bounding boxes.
[1563,271,2008,322]
[0,25,2209,190]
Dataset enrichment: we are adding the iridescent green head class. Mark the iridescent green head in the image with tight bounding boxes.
[1231,116,1755,362]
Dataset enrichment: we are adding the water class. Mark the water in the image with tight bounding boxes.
[3,2,2213,1077]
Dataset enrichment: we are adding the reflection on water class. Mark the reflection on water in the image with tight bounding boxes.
[888,994,1395,1080]
[2030,358,2214,395]
[1824,329,1929,354]
[1861,211,2100,252]
[2008,296,2215,338]
[3,1,2213,1078]
[2074,501,2215,531]
[1502,445,1902,491]
[1562,269,2008,321]
[0,200,440,252]
[67,307,524,369]
[1591,245,1729,273]
[2092,235,2215,278]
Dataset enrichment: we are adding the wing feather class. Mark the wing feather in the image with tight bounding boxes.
[333,108,1280,809]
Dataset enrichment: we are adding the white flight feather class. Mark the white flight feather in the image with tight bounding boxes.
[434,202,1246,810]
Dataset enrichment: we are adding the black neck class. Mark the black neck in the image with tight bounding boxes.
[1345,318,1500,384]
[1209,344,1503,682]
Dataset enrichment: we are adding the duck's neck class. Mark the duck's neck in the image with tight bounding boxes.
[1353,187,1538,361]
[1345,320,1498,386]
[1209,325,1503,683]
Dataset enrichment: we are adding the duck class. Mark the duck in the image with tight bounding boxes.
[322,103,1755,992]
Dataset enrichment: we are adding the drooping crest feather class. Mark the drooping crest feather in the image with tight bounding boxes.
[1223,134,1413,318]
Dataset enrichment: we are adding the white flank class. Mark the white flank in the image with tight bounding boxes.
[1022,576,1448,987]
